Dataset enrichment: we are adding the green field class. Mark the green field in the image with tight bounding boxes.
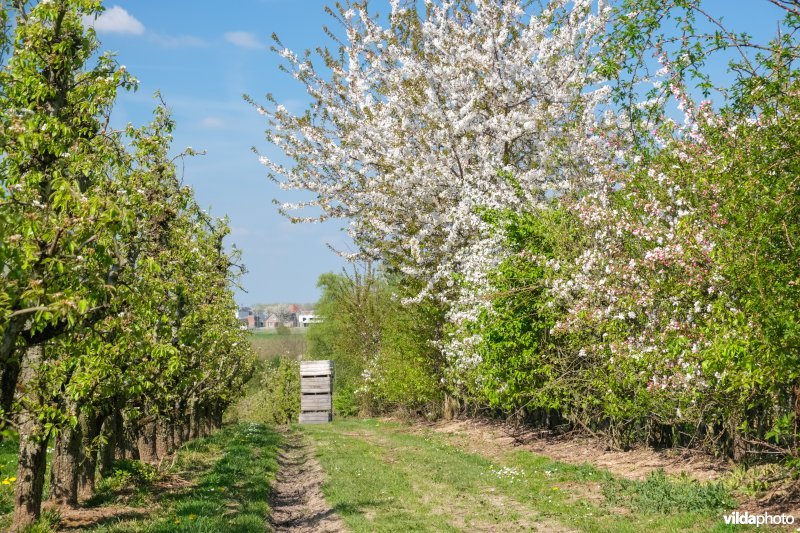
[247,329,307,362]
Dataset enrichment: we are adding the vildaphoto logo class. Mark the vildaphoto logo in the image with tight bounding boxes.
[722,511,796,527]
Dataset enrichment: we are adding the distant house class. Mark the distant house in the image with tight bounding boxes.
[298,312,321,327]
[237,307,253,329]
[252,311,266,328]
[264,313,281,329]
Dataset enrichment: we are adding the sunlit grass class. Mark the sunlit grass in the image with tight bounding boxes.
[86,423,280,532]
[304,419,752,533]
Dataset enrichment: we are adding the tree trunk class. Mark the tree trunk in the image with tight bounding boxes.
[213,404,223,431]
[99,413,118,476]
[167,417,176,452]
[137,419,158,464]
[155,419,170,459]
[78,411,104,500]
[189,402,199,440]
[119,413,139,461]
[12,343,50,530]
[48,410,82,507]
[199,404,210,437]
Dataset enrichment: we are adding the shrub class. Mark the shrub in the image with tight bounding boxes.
[234,356,300,425]
[307,266,446,417]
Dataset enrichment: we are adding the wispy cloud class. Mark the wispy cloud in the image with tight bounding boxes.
[199,117,226,129]
[224,31,266,50]
[148,33,206,48]
[84,6,144,35]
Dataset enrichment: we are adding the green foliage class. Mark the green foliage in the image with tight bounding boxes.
[233,356,299,425]
[441,4,800,458]
[466,206,573,414]
[307,265,445,416]
[0,1,255,526]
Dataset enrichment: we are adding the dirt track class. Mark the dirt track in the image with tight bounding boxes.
[270,428,345,533]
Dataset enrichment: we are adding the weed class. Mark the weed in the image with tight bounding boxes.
[603,470,736,514]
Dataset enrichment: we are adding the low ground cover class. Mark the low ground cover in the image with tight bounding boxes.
[68,423,279,532]
[303,419,757,532]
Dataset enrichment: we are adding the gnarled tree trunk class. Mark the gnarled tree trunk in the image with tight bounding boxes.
[155,418,171,459]
[137,418,158,464]
[49,404,82,507]
[12,343,50,530]
[78,411,104,500]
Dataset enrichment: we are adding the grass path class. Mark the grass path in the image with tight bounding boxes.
[302,419,755,533]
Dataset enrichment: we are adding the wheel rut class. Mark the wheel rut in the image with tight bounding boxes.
[270,428,345,533]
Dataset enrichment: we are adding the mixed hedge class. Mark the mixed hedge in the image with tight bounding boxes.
[268,0,800,463]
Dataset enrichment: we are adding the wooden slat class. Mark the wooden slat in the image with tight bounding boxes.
[301,376,332,393]
[301,383,332,393]
[300,361,333,370]
[301,395,332,410]
[299,412,331,424]
[301,397,331,406]
[300,371,333,377]
[300,376,332,386]
[300,361,333,376]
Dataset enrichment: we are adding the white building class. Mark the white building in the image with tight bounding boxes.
[298,313,321,327]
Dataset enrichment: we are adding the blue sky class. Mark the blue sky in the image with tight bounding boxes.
[87,0,350,306]
[85,0,785,307]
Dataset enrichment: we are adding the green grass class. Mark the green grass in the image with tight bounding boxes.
[302,419,758,533]
[0,435,19,522]
[85,422,280,532]
[247,330,307,363]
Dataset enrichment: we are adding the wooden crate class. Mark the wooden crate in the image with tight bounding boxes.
[299,360,333,424]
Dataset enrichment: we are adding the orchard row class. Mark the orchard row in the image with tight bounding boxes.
[0,2,254,529]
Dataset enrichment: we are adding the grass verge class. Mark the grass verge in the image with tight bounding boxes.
[303,419,758,532]
[83,422,280,532]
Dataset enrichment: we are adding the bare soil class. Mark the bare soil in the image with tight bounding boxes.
[54,505,150,530]
[52,473,193,531]
[270,428,346,533]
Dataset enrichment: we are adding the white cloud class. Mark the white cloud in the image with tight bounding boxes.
[199,117,225,129]
[224,31,265,49]
[84,6,144,35]
[148,33,206,48]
